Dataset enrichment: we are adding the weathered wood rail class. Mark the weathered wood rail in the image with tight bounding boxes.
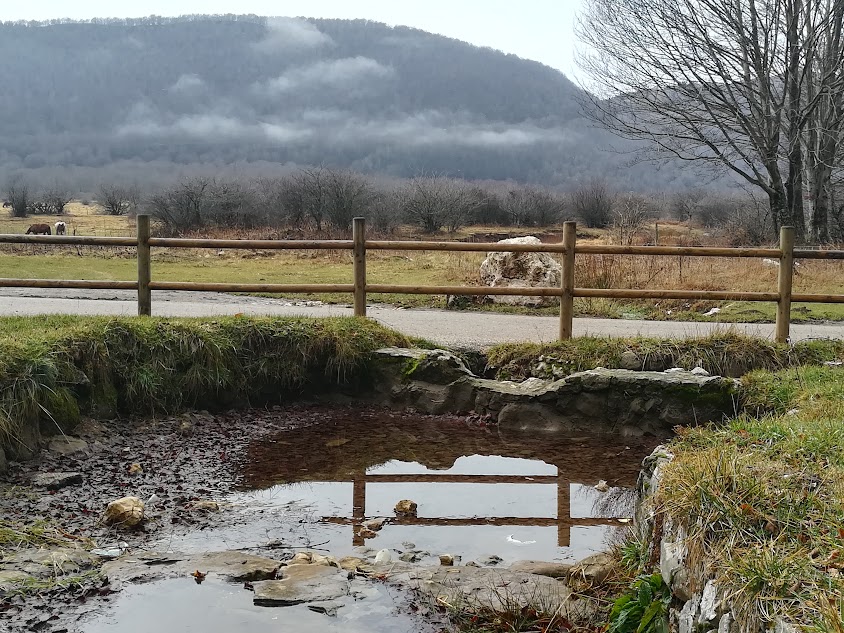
[1,216,842,343]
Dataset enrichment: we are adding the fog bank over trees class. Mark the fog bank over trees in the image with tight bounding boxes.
[0,14,719,192]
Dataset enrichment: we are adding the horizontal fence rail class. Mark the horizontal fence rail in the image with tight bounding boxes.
[3,216,844,342]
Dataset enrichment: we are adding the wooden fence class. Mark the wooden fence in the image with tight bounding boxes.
[2,216,844,343]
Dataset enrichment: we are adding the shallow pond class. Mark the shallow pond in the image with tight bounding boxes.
[83,576,421,633]
[157,410,665,566]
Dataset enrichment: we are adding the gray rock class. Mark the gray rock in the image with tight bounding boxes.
[399,551,427,563]
[252,564,350,606]
[568,551,615,586]
[32,471,83,490]
[46,436,89,456]
[307,600,345,617]
[678,594,701,633]
[619,351,642,370]
[477,555,503,566]
[362,517,387,531]
[509,560,573,578]
[699,580,718,622]
[389,565,586,617]
[691,367,711,376]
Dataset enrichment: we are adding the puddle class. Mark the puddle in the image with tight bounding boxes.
[157,411,665,564]
[82,576,422,633]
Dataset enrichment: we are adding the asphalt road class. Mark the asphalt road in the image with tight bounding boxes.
[2,288,844,347]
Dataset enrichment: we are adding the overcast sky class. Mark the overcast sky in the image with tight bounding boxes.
[0,0,585,78]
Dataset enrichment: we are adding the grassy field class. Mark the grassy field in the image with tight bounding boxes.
[4,207,844,321]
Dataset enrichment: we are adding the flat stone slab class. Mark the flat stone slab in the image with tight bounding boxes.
[31,471,83,490]
[46,436,89,456]
[252,564,350,606]
[385,564,592,617]
[102,550,282,585]
[3,547,99,579]
[508,560,573,578]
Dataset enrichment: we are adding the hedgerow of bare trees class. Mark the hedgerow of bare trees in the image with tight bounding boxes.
[578,0,844,243]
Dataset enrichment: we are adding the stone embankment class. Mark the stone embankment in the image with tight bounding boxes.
[370,348,741,435]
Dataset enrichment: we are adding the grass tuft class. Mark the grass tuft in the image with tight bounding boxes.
[488,331,844,381]
[646,366,844,631]
[0,316,411,455]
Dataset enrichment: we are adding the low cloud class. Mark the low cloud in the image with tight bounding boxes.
[116,113,312,144]
[258,57,394,95]
[252,17,333,55]
[168,74,206,94]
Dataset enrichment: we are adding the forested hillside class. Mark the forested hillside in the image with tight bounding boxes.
[0,15,711,191]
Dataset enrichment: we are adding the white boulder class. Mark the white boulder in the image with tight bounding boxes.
[479,236,561,306]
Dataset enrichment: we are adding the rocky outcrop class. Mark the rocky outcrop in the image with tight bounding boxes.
[371,348,740,435]
[479,236,561,306]
[634,447,802,633]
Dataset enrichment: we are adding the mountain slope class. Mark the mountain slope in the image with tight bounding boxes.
[0,15,704,190]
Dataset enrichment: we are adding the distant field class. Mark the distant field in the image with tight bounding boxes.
[0,202,134,236]
[2,208,844,322]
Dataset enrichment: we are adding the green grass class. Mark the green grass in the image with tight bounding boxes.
[487,332,844,381]
[643,367,844,631]
[0,315,411,456]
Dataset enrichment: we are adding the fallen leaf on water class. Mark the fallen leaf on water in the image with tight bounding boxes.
[326,438,350,448]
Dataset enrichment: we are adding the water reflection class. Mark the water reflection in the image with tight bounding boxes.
[227,410,665,563]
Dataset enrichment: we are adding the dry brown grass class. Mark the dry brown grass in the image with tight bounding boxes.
[3,214,844,320]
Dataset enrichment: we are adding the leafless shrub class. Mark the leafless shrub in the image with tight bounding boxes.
[572,178,614,228]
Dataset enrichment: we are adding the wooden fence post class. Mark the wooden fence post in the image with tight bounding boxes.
[776,225,795,344]
[353,217,367,317]
[137,214,151,316]
[559,221,577,340]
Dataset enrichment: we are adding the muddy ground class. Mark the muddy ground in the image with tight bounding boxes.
[0,405,464,633]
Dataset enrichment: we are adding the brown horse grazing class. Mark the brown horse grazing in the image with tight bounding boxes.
[26,223,52,235]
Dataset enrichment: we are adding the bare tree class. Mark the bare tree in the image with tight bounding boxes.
[612,193,650,245]
[504,187,566,227]
[571,178,614,228]
[98,184,138,216]
[42,185,72,215]
[147,177,212,231]
[323,169,373,232]
[5,177,30,218]
[577,0,844,242]
[400,175,479,233]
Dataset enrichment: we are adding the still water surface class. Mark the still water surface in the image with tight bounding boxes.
[85,410,665,633]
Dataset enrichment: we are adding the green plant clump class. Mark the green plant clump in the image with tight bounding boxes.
[607,573,671,633]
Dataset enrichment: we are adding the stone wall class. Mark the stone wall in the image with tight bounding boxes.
[368,348,741,436]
